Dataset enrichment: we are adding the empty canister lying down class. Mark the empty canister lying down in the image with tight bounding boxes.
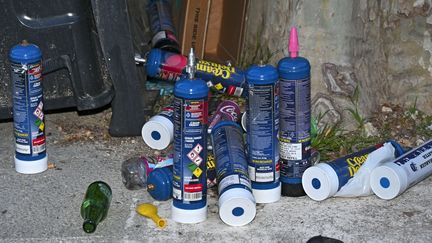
[371,139,432,200]
[141,106,174,150]
[211,121,256,226]
[302,141,405,201]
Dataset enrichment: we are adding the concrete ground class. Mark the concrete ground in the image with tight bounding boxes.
[1,109,431,243]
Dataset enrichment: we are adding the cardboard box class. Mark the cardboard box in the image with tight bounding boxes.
[204,0,248,65]
[177,0,211,59]
[176,0,248,65]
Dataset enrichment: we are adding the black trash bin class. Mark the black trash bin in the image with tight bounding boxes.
[0,0,157,136]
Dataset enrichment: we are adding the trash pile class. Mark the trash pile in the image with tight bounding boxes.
[7,0,432,234]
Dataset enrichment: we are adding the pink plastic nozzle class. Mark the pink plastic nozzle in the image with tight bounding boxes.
[289,27,299,58]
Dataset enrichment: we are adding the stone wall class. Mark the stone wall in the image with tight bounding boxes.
[242,0,432,127]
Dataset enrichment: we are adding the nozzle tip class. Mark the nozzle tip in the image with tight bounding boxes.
[289,27,299,58]
[186,48,196,79]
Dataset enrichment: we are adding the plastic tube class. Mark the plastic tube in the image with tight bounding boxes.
[371,140,432,200]
[302,141,405,201]
[141,106,174,150]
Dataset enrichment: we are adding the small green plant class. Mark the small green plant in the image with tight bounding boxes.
[408,96,418,115]
[346,86,366,129]
[311,109,381,161]
[311,111,344,161]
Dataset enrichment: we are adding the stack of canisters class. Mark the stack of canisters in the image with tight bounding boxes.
[164,27,313,227]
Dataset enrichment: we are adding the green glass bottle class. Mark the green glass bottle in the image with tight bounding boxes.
[80,181,112,233]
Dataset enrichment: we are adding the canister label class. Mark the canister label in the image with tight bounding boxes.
[12,62,46,157]
[327,145,381,189]
[279,77,311,182]
[173,97,208,202]
[212,124,251,195]
[247,83,280,183]
[392,140,432,187]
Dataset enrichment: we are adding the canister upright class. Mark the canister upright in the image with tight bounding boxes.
[9,41,48,174]
[278,27,312,197]
[245,63,281,203]
[171,49,209,223]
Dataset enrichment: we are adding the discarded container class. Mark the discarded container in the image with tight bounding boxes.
[208,100,241,133]
[302,141,405,201]
[142,106,174,150]
[81,181,112,233]
[146,0,180,53]
[142,48,246,96]
[371,140,432,200]
[172,49,208,223]
[136,203,167,229]
[278,27,312,197]
[211,121,256,226]
[10,41,48,174]
[147,167,173,201]
[245,63,280,203]
[121,155,173,190]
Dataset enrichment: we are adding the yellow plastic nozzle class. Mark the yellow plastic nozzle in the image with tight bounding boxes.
[136,203,167,229]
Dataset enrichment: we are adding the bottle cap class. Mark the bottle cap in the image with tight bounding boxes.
[15,154,48,174]
[171,202,207,224]
[219,187,256,226]
[252,182,281,203]
[370,164,408,200]
[142,115,173,150]
[302,163,339,201]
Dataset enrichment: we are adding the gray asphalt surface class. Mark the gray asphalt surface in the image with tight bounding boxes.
[1,110,431,243]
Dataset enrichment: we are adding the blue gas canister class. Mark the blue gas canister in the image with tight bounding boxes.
[211,121,256,226]
[144,48,246,97]
[171,49,209,223]
[245,63,281,204]
[278,27,311,196]
[147,167,173,201]
[9,41,48,174]
[146,0,180,53]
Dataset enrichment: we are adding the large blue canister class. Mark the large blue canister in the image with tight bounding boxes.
[9,41,48,174]
[278,49,312,197]
[171,51,209,223]
[245,64,281,203]
[211,121,256,226]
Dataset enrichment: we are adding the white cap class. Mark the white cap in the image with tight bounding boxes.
[252,182,281,203]
[141,115,173,150]
[370,163,408,200]
[241,112,247,132]
[302,163,339,201]
[15,154,48,174]
[171,202,207,224]
[219,188,256,226]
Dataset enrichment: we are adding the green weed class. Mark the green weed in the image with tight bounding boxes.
[408,96,418,115]
[346,86,366,129]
